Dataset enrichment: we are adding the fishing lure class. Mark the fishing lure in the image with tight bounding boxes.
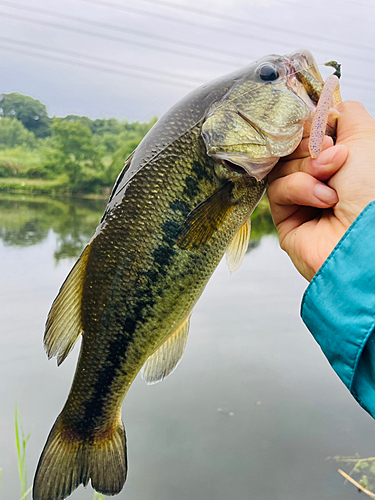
[309,73,340,158]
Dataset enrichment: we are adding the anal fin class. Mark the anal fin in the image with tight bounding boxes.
[226,219,251,274]
[141,314,192,385]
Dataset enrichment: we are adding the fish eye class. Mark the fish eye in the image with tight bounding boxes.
[258,64,280,81]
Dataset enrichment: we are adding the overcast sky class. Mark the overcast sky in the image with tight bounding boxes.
[1,0,374,121]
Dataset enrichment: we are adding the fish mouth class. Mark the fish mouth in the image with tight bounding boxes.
[203,50,341,182]
[285,50,324,113]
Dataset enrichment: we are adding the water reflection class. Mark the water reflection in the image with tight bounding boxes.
[0,194,276,257]
[0,195,106,260]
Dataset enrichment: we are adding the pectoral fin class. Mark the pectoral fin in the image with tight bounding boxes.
[226,219,251,274]
[141,314,192,385]
[177,182,234,250]
[44,243,91,365]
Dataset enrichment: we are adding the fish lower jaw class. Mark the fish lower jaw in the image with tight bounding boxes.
[216,153,279,181]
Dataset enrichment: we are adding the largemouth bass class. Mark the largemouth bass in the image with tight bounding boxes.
[33,49,337,500]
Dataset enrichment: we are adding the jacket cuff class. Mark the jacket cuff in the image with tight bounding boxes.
[301,201,375,418]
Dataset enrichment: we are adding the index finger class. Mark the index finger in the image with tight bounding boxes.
[268,143,348,184]
[283,135,334,162]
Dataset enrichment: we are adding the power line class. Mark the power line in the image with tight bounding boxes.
[0,4,372,93]
[5,0,374,68]
[139,0,375,55]
[0,0,250,62]
[342,0,375,8]
[79,0,260,41]
[81,0,375,59]
[0,10,242,68]
[0,35,204,85]
[1,1,373,71]
[1,36,372,95]
[0,22,372,93]
[79,0,297,51]
[0,44,194,89]
[79,0,375,68]
[275,0,375,25]
[77,0,375,91]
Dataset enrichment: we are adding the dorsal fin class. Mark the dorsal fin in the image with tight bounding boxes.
[226,219,251,274]
[141,314,192,385]
[44,243,92,366]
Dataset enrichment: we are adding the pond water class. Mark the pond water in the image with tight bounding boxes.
[0,194,373,500]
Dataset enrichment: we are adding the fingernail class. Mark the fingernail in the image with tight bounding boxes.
[314,183,338,204]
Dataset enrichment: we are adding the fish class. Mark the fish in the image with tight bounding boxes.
[33,49,337,500]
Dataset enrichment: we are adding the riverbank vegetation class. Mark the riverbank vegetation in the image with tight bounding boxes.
[0,92,156,195]
[0,194,276,263]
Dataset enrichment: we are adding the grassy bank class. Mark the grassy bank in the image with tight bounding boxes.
[0,175,70,194]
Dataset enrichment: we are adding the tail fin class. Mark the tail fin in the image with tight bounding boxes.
[33,415,127,500]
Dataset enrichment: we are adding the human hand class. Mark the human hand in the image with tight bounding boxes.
[267,101,375,281]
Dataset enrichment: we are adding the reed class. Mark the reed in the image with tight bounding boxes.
[15,404,32,500]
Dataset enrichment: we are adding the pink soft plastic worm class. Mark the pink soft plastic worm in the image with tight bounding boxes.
[309,74,340,158]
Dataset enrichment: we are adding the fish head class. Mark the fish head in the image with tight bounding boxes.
[202,50,332,181]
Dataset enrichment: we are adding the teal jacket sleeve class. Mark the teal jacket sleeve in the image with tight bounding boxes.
[301,201,375,419]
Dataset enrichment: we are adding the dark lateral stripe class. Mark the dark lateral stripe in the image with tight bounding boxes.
[76,224,181,429]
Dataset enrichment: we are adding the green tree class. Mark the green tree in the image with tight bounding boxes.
[62,114,94,131]
[0,117,35,149]
[0,92,52,138]
[103,139,139,185]
[50,118,104,191]
[91,117,123,135]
